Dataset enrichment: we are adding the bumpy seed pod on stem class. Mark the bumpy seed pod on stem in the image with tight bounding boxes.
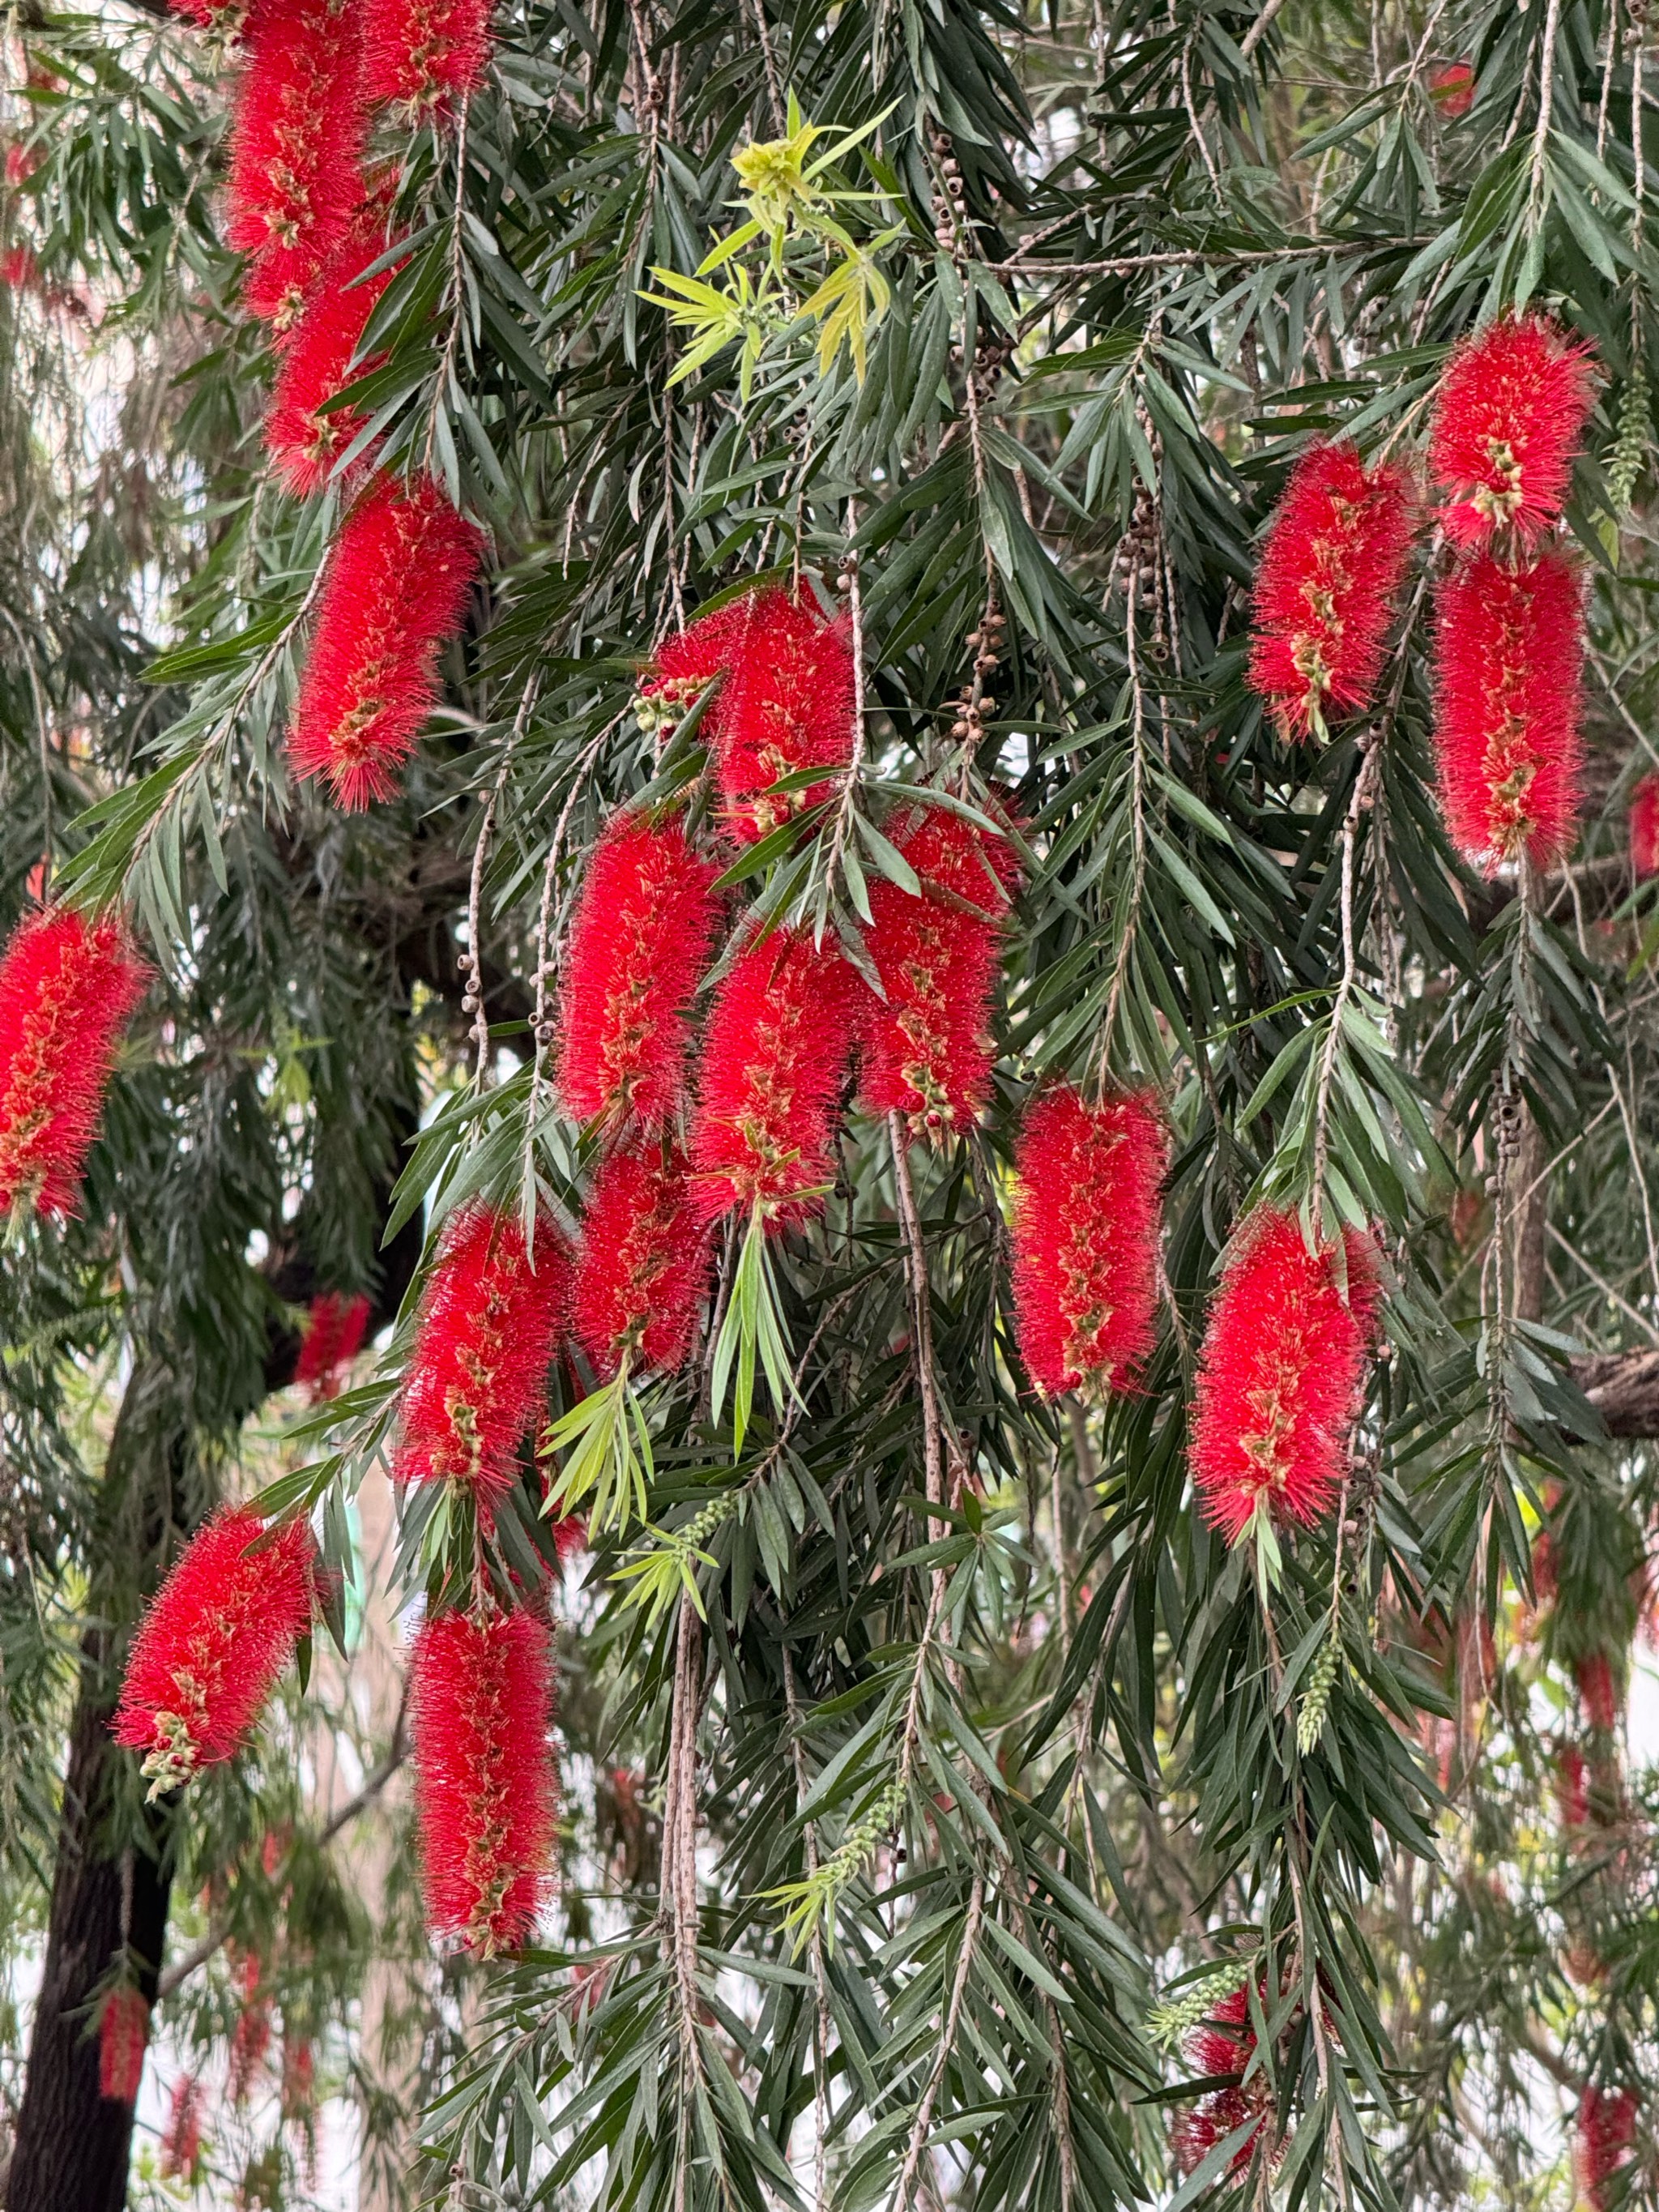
[1011,1084,1167,1398]
[1429,312,1597,549]
[0,903,148,1216]
[572,1142,710,1381]
[113,1508,316,1795]
[362,0,493,108]
[97,1988,149,2104]
[294,1290,372,1401]
[1630,772,1659,879]
[1247,441,1416,742]
[1189,1208,1381,1545]
[289,472,485,809]
[410,1605,557,1953]
[557,813,719,1133]
[266,203,397,494]
[1432,548,1584,873]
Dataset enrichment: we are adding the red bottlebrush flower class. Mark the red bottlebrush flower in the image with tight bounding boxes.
[1189,1209,1381,1545]
[98,1987,150,2104]
[410,1605,557,1953]
[226,0,367,326]
[228,1955,273,2105]
[1247,442,1416,742]
[1011,1084,1167,1399]
[689,927,855,1227]
[289,473,485,809]
[1631,772,1659,879]
[266,209,397,495]
[362,0,493,109]
[294,1290,372,1400]
[393,1204,569,1528]
[1557,1741,1589,1830]
[1429,313,1597,549]
[573,1141,711,1380]
[280,2031,316,2116]
[1428,60,1475,115]
[5,144,36,186]
[1575,1650,1621,1736]
[859,804,1019,1135]
[1575,2087,1639,2211]
[113,1507,316,1794]
[1171,1989,1277,2177]
[0,903,148,1217]
[1,244,37,290]
[557,813,720,1132]
[1432,549,1584,873]
[160,2075,205,2183]
[646,587,855,842]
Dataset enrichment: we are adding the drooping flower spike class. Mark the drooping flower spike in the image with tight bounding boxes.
[859,803,1019,1137]
[289,472,485,809]
[228,1953,272,2105]
[1432,548,1584,873]
[1574,2087,1639,2212]
[573,1141,710,1381]
[1011,1084,1167,1399]
[1247,441,1416,742]
[1170,1988,1280,2179]
[410,1604,557,1954]
[0,902,148,1217]
[113,1507,316,1795]
[294,1290,372,1400]
[557,812,720,1133]
[266,204,397,495]
[393,1203,569,1529]
[98,1987,150,2105]
[362,0,494,109]
[1189,1208,1381,1545]
[160,2075,204,2184]
[1631,772,1659,879]
[1429,313,1598,550]
[1574,1650,1621,1736]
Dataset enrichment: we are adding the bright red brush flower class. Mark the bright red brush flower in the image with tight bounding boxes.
[1631,772,1659,879]
[1247,442,1416,741]
[0,903,148,1217]
[1575,1650,1621,1736]
[289,473,485,809]
[1171,1989,1277,2177]
[557,813,720,1132]
[362,0,493,108]
[98,1987,149,2105]
[1557,1741,1590,1830]
[1432,548,1584,873]
[1428,59,1475,115]
[1189,1209,1381,1544]
[646,587,855,842]
[1011,1085,1167,1399]
[689,927,855,1228]
[1575,2087,1639,2211]
[228,1954,272,2105]
[160,2075,204,2183]
[294,1290,372,1400]
[410,1605,557,1954]
[859,804,1018,1136]
[226,0,367,325]
[266,207,396,495]
[1429,313,1597,549]
[394,1204,569,1529]
[113,1507,315,1794]
[573,1141,711,1380]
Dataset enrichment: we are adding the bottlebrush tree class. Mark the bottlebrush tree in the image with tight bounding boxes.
[5,0,1659,2206]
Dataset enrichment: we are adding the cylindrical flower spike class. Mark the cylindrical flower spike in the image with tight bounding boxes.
[228,1954,272,2105]
[1247,441,1416,742]
[557,813,720,1133]
[1011,1085,1167,1398]
[1171,1988,1278,2178]
[160,2075,204,2183]
[1574,2087,1639,2212]
[394,1204,569,1528]
[646,587,855,843]
[289,472,485,809]
[1189,1209,1381,1544]
[0,903,148,1217]
[689,927,855,1228]
[1574,1650,1621,1736]
[98,1987,150,2105]
[410,1605,557,1954]
[573,1142,711,1381]
[859,804,1019,1137]
[362,0,493,109]
[1429,312,1597,549]
[1630,771,1659,879]
[266,207,397,495]
[294,1290,372,1401]
[1432,549,1584,873]
[113,1508,316,1795]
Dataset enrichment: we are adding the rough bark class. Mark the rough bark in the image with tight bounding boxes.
[1568,1348,1659,1438]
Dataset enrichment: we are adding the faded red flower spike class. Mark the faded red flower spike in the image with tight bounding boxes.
[1428,59,1475,115]
[410,1605,557,1954]
[859,804,1019,1136]
[228,1954,272,2106]
[1429,313,1597,549]
[281,2031,316,2116]
[2,243,38,291]
[1171,1989,1277,2178]
[266,207,396,495]
[1631,772,1659,879]
[0,903,148,1217]
[113,1507,315,1794]
[689,927,855,1228]
[574,1142,711,1380]
[1575,2087,1639,2212]
[394,1204,569,1529]
[1247,442,1416,742]
[646,587,855,842]
[289,473,485,809]
[557,813,720,1132]
[160,2075,204,2183]
[1557,1741,1590,1830]
[1011,1085,1167,1399]
[1432,549,1584,873]
[1575,1650,1621,1736]
[294,1290,372,1401]
[226,0,367,325]
[362,0,493,108]
[1189,1209,1381,1544]
[98,1987,150,2105]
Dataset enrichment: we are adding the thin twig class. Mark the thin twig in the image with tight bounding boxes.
[891,1874,985,2212]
